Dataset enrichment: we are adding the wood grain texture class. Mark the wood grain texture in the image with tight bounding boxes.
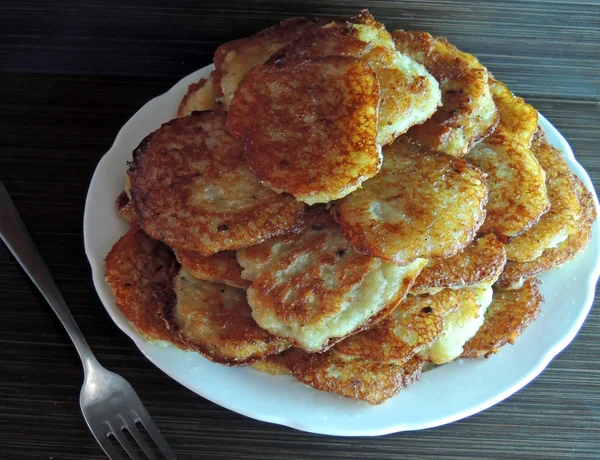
[1,1,599,459]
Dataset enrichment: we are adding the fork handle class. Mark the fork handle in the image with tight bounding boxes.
[0,182,99,374]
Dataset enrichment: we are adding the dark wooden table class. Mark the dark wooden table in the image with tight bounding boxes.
[1,1,599,458]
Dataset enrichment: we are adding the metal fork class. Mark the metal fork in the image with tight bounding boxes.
[0,182,176,460]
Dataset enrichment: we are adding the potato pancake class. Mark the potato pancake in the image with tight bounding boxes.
[504,128,582,262]
[462,280,543,358]
[128,111,304,255]
[162,267,290,365]
[284,349,424,405]
[392,30,498,157]
[237,208,426,352]
[465,126,549,241]
[489,78,538,147]
[104,227,183,346]
[496,176,596,289]
[333,136,487,265]
[227,56,381,204]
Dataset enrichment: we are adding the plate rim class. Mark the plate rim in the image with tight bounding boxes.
[83,64,600,436]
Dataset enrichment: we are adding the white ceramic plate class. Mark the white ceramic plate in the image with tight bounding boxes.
[84,64,600,436]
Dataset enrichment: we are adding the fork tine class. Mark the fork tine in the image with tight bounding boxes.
[92,431,123,460]
[109,422,140,460]
[134,410,176,460]
[123,420,158,460]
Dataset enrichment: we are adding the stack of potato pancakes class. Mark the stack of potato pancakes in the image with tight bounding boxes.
[106,11,596,404]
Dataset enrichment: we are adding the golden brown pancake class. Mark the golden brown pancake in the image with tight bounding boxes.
[333,289,462,364]
[227,56,381,204]
[332,136,487,265]
[128,111,304,255]
[271,13,441,146]
[411,234,507,294]
[162,267,290,365]
[463,75,549,241]
[465,126,550,241]
[392,30,498,157]
[213,17,328,106]
[504,128,582,262]
[489,78,538,147]
[462,280,543,358]
[237,207,427,352]
[284,348,424,405]
[104,227,184,346]
[177,75,220,117]
[173,249,250,289]
[496,176,596,289]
